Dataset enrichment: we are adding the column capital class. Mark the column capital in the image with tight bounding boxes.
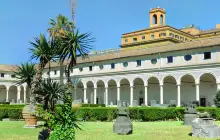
[159,84,163,87]
[176,84,181,86]
[117,86,120,88]
[105,86,108,89]
[130,86,134,88]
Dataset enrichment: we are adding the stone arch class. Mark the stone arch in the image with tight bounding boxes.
[75,81,84,101]
[0,85,7,102]
[86,81,95,104]
[107,79,117,105]
[199,73,217,106]
[133,78,145,106]
[180,74,196,106]
[8,85,17,103]
[120,78,130,104]
[163,75,177,105]
[147,76,160,105]
[96,80,105,104]
[162,75,177,84]
[19,86,24,104]
[198,72,217,84]
[153,14,157,24]
[160,14,163,24]
[179,73,196,84]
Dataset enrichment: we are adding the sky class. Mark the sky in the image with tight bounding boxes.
[0,0,220,65]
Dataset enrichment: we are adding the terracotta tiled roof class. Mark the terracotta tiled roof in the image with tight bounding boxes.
[0,64,18,72]
[45,37,220,68]
[195,28,220,35]
[2,37,220,71]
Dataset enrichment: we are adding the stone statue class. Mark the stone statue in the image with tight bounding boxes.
[192,117,220,138]
[184,104,197,125]
[113,102,133,135]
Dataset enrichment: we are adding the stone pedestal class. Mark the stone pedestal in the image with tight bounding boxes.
[184,114,197,125]
[192,118,220,138]
[184,104,197,125]
[113,103,133,135]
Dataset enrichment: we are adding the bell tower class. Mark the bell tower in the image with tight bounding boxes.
[149,7,166,28]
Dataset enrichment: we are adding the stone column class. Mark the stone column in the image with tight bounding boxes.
[74,88,77,100]
[24,88,26,104]
[130,86,133,106]
[105,87,108,106]
[160,84,163,104]
[6,87,9,102]
[84,88,87,103]
[117,86,120,102]
[196,83,200,102]
[217,83,220,91]
[177,84,181,107]
[94,88,97,104]
[144,85,148,106]
[17,87,21,103]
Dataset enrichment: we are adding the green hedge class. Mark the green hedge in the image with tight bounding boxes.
[0,108,23,120]
[1,106,220,122]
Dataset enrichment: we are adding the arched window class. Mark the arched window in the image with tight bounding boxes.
[153,14,157,24]
[160,14,163,24]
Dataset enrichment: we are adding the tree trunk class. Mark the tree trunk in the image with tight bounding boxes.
[59,61,64,85]
[30,61,46,105]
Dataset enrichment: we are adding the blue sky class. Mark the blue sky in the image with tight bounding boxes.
[0,0,220,65]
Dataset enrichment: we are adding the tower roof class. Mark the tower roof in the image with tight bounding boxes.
[149,7,166,14]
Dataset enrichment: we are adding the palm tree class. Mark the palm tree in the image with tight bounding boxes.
[60,29,94,85]
[14,62,36,103]
[48,14,73,85]
[34,79,67,112]
[29,34,55,104]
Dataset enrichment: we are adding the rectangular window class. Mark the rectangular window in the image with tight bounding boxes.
[167,56,173,63]
[133,38,137,42]
[54,70,57,75]
[136,60,141,66]
[151,34,155,39]
[89,66,92,71]
[204,52,211,59]
[111,63,115,69]
[169,33,174,37]
[0,73,4,77]
[180,37,184,40]
[142,36,145,40]
[175,35,179,39]
[160,33,166,37]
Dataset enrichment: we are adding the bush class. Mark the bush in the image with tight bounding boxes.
[7,108,22,120]
[81,104,105,107]
[0,104,25,109]
[0,108,23,120]
[214,90,220,107]
[3,106,220,122]
[0,108,7,120]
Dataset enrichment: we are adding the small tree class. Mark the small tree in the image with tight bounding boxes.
[214,90,220,107]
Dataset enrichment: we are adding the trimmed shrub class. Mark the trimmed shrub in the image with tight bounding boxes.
[0,108,7,120]
[2,105,220,121]
[7,108,23,120]
[0,104,25,109]
[81,104,105,107]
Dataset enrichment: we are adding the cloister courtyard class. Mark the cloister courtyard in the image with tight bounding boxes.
[1,121,220,140]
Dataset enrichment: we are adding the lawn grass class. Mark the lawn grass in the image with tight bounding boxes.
[0,121,220,140]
